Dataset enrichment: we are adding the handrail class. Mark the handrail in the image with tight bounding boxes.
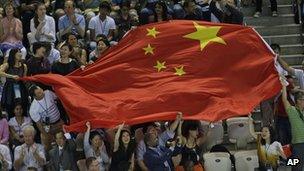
[295,0,304,45]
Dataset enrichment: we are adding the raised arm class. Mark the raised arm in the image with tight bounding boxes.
[169,112,182,132]
[113,122,125,152]
[277,56,295,75]
[281,76,291,110]
[248,114,258,140]
[84,121,91,151]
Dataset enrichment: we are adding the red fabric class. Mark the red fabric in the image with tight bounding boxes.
[22,20,281,132]
[283,144,292,158]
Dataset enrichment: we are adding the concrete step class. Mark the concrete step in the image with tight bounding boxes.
[277,0,294,5]
[254,24,301,36]
[281,44,304,55]
[241,5,293,17]
[281,54,304,65]
[263,34,303,45]
[244,14,295,26]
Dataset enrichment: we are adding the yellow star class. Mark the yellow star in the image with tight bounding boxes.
[183,22,226,51]
[154,60,166,72]
[143,44,155,55]
[146,27,160,38]
[174,66,186,76]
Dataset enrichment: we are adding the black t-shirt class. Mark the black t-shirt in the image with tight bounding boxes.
[26,56,51,76]
[51,59,80,76]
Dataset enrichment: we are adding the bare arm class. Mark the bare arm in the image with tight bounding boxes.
[113,123,124,152]
[169,112,182,132]
[281,77,291,110]
[278,56,295,75]
[0,63,19,79]
[248,114,258,140]
[107,29,115,41]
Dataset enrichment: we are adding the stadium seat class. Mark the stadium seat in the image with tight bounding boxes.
[227,117,255,149]
[234,150,259,171]
[77,159,87,171]
[203,152,232,171]
[200,120,224,150]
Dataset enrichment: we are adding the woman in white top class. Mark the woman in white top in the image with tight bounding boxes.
[28,3,56,45]
[8,99,32,148]
[84,121,110,171]
[249,114,286,171]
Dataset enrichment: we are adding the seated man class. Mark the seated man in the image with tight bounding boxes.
[14,125,46,171]
[86,157,100,171]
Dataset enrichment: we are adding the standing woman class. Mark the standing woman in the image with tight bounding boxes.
[150,1,169,23]
[249,115,286,171]
[0,3,25,59]
[28,3,56,45]
[51,43,80,76]
[0,49,28,118]
[88,38,110,64]
[110,123,136,171]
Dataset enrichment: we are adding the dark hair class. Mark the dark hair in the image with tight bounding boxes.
[270,43,281,52]
[28,84,39,98]
[7,49,20,68]
[118,130,136,159]
[99,1,111,12]
[97,38,110,47]
[142,122,157,134]
[86,157,97,169]
[154,1,168,21]
[34,3,46,28]
[89,131,103,145]
[27,167,38,171]
[60,43,73,52]
[182,120,200,138]
[65,33,78,42]
[3,3,15,17]
[295,92,304,103]
[13,98,23,112]
[120,0,131,9]
[32,42,46,55]
[260,126,276,145]
[144,132,153,145]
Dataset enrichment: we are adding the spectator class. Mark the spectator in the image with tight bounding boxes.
[249,115,286,170]
[20,0,50,47]
[86,157,100,171]
[281,78,304,171]
[84,122,110,171]
[253,0,277,17]
[14,125,46,171]
[0,3,26,59]
[0,49,28,118]
[274,75,294,145]
[89,38,110,64]
[110,122,136,171]
[88,1,116,44]
[66,33,87,65]
[137,113,180,171]
[58,0,85,40]
[26,42,51,76]
[51,43,80,75]
[176,119,206,170]
[27,3,56,45]
[29,85,64,151]
[48,131,78,171]
[54,0,83,19]
[220,0,243,25]
[143,131,182,171]
[0,111,9,145]
[183,0,202,20]
[8,99,32,148]
[0,143,12,170]
[44,42,60,65]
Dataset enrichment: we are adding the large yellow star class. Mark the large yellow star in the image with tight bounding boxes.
[146,27,160,38]
[183,22,226,51]
[174,66,186,76]
[154,60,166,72]
[143,44,155,55]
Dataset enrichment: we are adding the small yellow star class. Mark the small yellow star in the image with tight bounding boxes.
[154,60,166,72]
[183,22,226,51]
[146,27,160,38]
[143,44,155,55]
[174,66,186,76]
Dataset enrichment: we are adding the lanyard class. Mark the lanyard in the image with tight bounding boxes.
[36,97,48,121]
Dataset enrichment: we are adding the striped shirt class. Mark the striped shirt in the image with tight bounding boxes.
[286,106,304,144]
[29,90,60,124]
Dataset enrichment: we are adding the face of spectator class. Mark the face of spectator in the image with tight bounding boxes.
[99,8,108,19]
[188,128,198,139]
[273,48,280,55]
[155,4,163,15]
[186,2,196,14]
[147,133,158,147]
[55,133,66,147]
[34,87,44,100]
[64,1,75,15]
[147,125,158,137]
[5,5,14,16]
[60,45,72,58]
[261,127,270,140]
[121,131,130,144]
[36,47,46,57]
[88,160,100,171]
[68,35,78,47]
[36,4,46,17]
[91,135,103,148]
[296,95,304,108]
[97,41,107,53]
[14,104,23,117]
[15,50,22,62]
[121,6,129,16]
[24,130,35,145]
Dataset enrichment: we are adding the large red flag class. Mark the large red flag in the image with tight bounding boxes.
[23,20,281,132]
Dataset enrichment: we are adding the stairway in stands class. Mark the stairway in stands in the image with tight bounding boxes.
[242,0,304,67]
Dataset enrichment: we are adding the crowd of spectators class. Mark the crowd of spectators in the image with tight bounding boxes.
[0,0,302,171]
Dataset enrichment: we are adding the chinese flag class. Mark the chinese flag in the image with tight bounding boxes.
[23,20,281,132]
